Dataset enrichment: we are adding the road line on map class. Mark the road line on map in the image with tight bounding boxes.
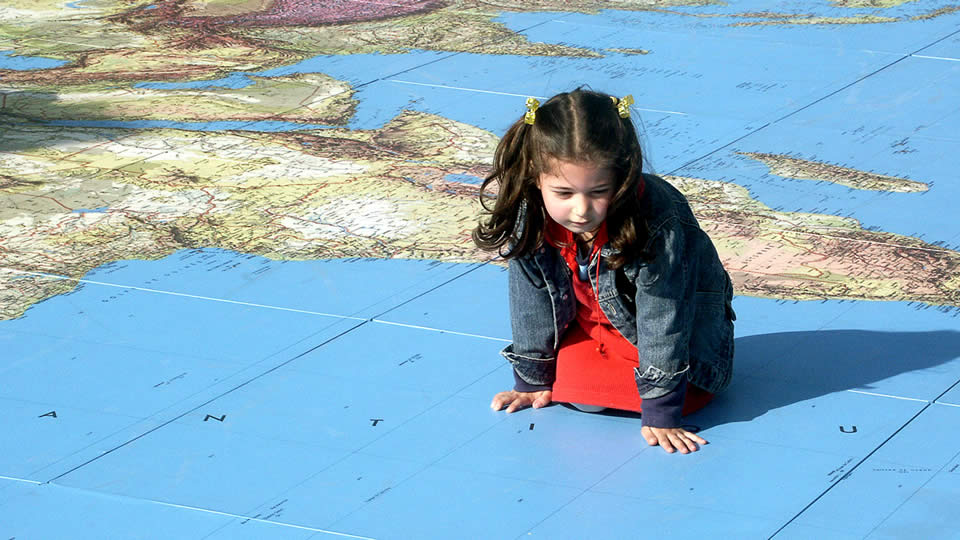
[0,267,367,321]
[846,390,928,403]
[911,54,960,62]
[387,79,688,115]
[371,318,511,342]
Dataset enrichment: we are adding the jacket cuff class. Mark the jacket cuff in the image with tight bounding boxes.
[513,368,553,393]
[634,364,689,400]
[500,344,556,387]
[640,383,687,428]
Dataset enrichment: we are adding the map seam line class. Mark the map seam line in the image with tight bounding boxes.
[366,260,491,320]
[0,474,43,485]
[769,403,932,539]
[386,80,688,115]
[911,54,960,62]
[43,480,378,539]
[1,266,514,341]
[370,318,510,342]
[669,27,960,180]
[300,366,516,531]
[152,499,377,539]
[363,11,577,98]
[846,390,928,403]
[863,445,960,538]
[0,267,368,321]
[42,319,369,484]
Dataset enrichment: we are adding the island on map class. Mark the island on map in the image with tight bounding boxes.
[740,152,929,193]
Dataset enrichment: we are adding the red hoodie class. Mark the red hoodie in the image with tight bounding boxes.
[545,218,647,412]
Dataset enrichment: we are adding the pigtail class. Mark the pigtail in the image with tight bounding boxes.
[472,119,545,258]
[605,122,653,268]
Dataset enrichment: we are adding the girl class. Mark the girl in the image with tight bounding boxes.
[472,89,735,454]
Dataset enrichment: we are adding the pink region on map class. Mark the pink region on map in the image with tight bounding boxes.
[182,0,444,26]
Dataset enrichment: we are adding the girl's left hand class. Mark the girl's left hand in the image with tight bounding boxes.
[641,426,707,454]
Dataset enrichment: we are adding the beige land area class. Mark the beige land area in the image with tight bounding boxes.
[2,0,957,320]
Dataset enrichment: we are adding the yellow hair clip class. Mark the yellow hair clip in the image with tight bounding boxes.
[524,97,540,125]
[616,94,634,118]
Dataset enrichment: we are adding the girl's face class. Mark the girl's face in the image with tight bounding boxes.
[538,160,615,237]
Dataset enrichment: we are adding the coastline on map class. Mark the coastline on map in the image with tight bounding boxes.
[739,152,929,193]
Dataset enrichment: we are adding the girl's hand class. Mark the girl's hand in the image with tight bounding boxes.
[490,390,552,413]
[641,426,708,454]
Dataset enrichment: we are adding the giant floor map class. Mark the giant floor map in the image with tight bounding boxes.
[2,1,960,538]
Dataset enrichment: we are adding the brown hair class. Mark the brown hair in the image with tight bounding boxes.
[472,88,650,269]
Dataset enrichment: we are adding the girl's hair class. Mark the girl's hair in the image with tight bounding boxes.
[472,88,650,269]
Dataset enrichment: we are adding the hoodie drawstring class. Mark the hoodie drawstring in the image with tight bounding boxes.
[592,244,606,357]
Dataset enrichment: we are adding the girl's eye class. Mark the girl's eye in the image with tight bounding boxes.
[553,192,572,198]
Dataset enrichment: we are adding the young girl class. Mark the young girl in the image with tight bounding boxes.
[472,89,735,454]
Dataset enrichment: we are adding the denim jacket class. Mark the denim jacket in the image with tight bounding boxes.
[502,173,736,402]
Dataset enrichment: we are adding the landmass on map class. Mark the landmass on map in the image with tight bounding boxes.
[0,73,356,125]
[670,175,960,304]
[3,108,960,320]
[739,152,929,193]
[3,0,960,319]
[607,48,651,55]
[2,0,956,92]
[831,1,916,7]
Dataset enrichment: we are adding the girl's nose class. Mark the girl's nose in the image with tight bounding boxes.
[573,196,590,217]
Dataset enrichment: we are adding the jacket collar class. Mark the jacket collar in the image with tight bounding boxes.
[544,217,609,269]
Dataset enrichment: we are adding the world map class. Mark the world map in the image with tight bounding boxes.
[3,1,960,538]
[2,0,959,320]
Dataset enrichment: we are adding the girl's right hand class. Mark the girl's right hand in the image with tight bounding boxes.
[490,390,552,413]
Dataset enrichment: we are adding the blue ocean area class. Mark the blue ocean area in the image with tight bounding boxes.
[444,173,483,185]
[72,207,109,213]
[0,50,67,70]
[4,249,959,349]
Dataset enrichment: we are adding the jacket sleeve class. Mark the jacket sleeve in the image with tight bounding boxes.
[637,384,687,428]
[633,218,696,401]
[500,254,559,389]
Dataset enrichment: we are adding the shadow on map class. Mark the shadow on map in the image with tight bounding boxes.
[0,92,125,154]
[588,330,960,428]
[703,329,960,427]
